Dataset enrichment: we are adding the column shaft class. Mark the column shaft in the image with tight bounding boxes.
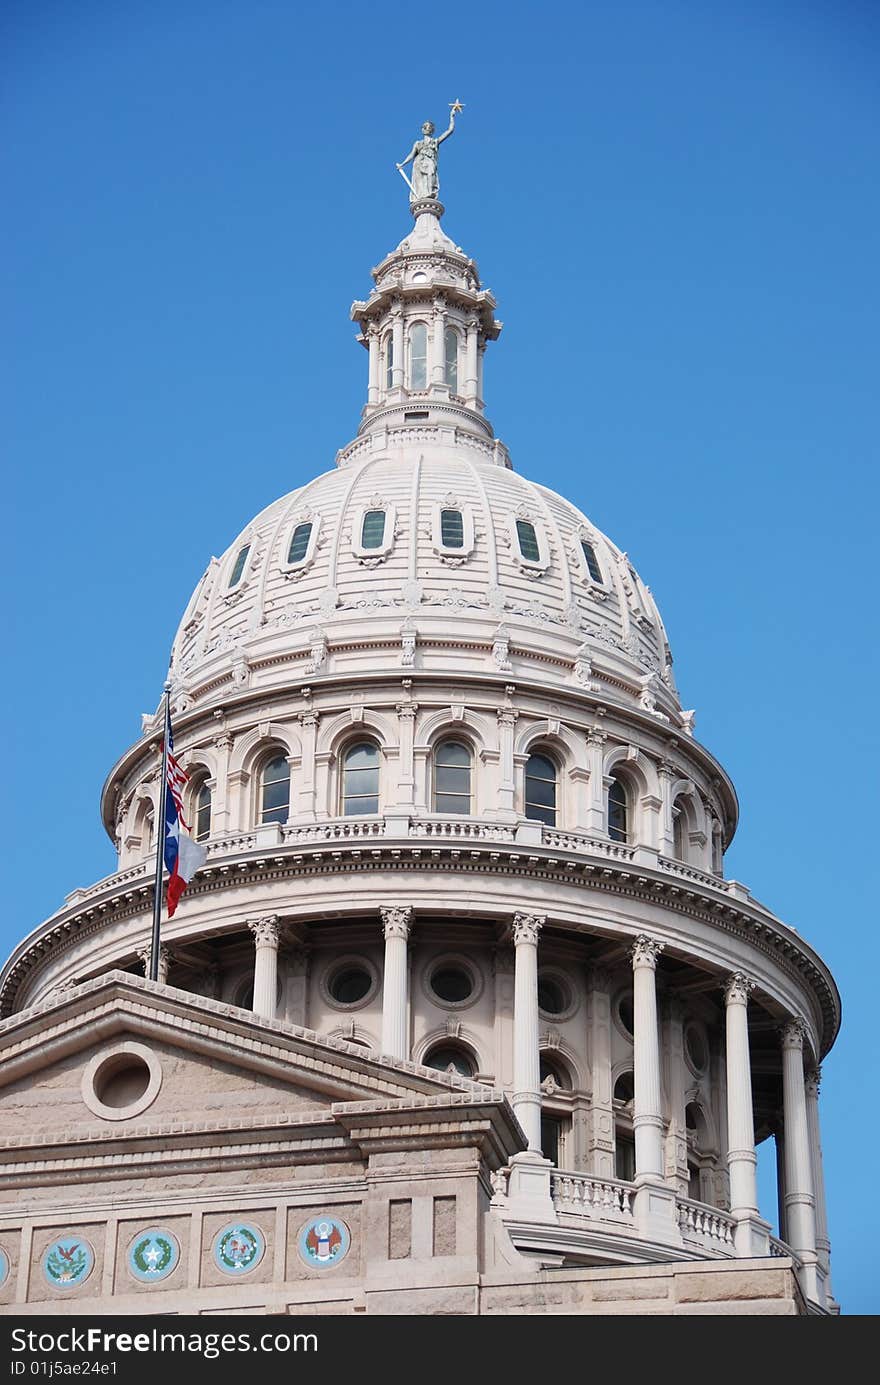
[724,973,759,1219]
[380,907,412,1059]
[781,1019,820,1299]
[367,328,379,405]
[512,913,544,1153]
[249,917,279,1019]
[631,936,664,1183]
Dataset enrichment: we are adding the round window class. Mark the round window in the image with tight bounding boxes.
[685,1023,708,1072]
[424,1046,475,1077]
[538,976,567,1016]
[430,966,473,1004]
[329,967,372,1006]
[614,1070,635,1102]
[617,992,634,1037]
[95,1055,150,1109]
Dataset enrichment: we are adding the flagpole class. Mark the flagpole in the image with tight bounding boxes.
[149,680,172,983]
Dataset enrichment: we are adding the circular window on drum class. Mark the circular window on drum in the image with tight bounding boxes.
[684,1021,709,1075]
[424,954,482,1010]
[613,990,635,1041]
[537,968,578,1022]
[321,956,379,1011]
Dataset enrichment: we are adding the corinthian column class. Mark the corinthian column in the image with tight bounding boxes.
[367,324,379,407]
[723,973,768,1255]
[781,1018,821,1303]
[805,1067,835,1307]
[631,935,665,1183]
[512,912,544,1153]
[248,916,279,1020]
[380,906,412,1060]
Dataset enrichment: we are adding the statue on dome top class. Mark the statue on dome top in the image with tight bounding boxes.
[396,101,463,204]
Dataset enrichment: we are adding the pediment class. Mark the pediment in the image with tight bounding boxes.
[0,971,484,1148]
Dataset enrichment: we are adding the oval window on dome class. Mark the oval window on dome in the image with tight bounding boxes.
[360,510,386,551]
[287,522,313,565]
[228,544,250,589]
[516,519,541,564]
[580,539,603,583]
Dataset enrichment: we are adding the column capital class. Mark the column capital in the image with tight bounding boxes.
[248,915,280,948]
[380,905,413,941]
[395,701,419,721]
[780,1016,809,1051]
[805,1067,822,1098]
[496,707,517,729]
[631,934,664,970]
[512,912,544,947]
[723,972,756,1006]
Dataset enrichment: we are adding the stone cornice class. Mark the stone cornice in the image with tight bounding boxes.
[0,841,840,1057]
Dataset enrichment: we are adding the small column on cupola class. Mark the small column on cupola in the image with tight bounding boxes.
[349,103,503,444]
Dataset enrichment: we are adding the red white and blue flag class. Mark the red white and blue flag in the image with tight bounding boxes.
[163,717,207,916]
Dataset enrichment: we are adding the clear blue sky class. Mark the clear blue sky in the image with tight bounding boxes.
[4,0,878,1314]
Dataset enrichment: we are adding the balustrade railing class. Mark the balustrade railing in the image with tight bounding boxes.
[658,857,730,892]
[551,1170,635,1219]
[410,817,517,842]
[676,1197,736,1250]
[541,827,636,861]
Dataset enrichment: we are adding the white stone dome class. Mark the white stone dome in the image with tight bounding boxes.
[170,444,682,726]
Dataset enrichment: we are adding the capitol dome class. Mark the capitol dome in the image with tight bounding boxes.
[0,144,840,1317]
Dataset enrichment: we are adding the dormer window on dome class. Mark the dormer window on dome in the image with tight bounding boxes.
[361,510,386,549]
[287,522,312,564]
[580,538,603,584]
[441,509,463,548]
[353,501,396,564]
[227,543,251,589]
[516,520,540,563]
[511,515,550,574]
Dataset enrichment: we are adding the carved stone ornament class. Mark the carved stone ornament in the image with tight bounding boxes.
[780,1016,809,1051]
[805,1067,822,1097]
[573,645,594,690]
[380,905,413,941]
[248,916,280,949]
[723,972,755,1006]
[305,630,328,677]
[512,912,544,947]
[630,934,664,969]
[492,625,512,672]
[400,618,417,668]
[680,710,696,736]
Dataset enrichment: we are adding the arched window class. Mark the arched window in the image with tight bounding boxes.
[433,740,472,815]
[615,1130,635,1182]
[525,752,557,826]
[287,521,312,565]
[444,327,459,391]
[672,800,687,861]
[260,753,290,825]
[423,1044,475,1078]
[516,519,540,563]
[342,742,379,815]
[608,775,629,842]
[614,1071,635,1103]
[228,543,250,588]
[360,509,386,550]
[194,779,212,843]
[383,332,394,389]
[409,322,427,389]
[440,508,464,549]
[143,809,154,852]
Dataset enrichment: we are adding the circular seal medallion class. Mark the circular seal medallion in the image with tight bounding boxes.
[0,1246,9,1288]
[212,1223,265,1275]
[43,1236,95,1290]
[127,1228,180,1283]
[297,1216,351,1269]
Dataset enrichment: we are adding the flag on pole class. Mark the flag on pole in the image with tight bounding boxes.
[163,715,207,917]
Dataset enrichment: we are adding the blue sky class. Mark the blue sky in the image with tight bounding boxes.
[4,1,878,1313]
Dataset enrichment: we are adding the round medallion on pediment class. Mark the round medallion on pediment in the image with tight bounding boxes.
[127,1227,180,1284]
[213,1222,265,1275]
[297,1216,351,1269]
[42,1236,95,1290]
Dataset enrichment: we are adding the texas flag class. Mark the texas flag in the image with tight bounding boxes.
[163,718,207,916]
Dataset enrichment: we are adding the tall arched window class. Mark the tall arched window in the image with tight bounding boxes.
[672,800,687,861]
[444,327,459,391]
[516,519,541,563]
[608,775,629,843]
[525,752,557,826]
[194,779,212,843]
[342,742,379,816]
[383,332,394,389]
[287,521,312,565]
[143,809,154,852]
[433,740,472,815]
[409,322,428,389]
[260,753,290,825]
[360,509,386,550]
[228,543,250,589]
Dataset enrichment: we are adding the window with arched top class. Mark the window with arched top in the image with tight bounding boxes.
[440,508,464,549]
[672,799,687,861]
[614,1071,635,1103]
[433,740,472,815]
[143,809,154,852]
[342,741,379,816]
[383,332,394,390]
[580,538,603,583]
[408,322,428,389]
[228,543,250,589]
[608,775,629,843]
[423,1044,475,1078]
[444,327,459,391]
[193,778,212,843]
[516,518,541,564]
[260,753,290,825]
[525,752,557,826]
[287,521,312,565]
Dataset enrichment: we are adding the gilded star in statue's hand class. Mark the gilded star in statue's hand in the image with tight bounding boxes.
[450,99,464,114]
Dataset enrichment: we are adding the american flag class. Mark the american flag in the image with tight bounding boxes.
[165,721,191,831]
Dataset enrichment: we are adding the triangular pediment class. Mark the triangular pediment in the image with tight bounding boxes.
[0,971,492,1150]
